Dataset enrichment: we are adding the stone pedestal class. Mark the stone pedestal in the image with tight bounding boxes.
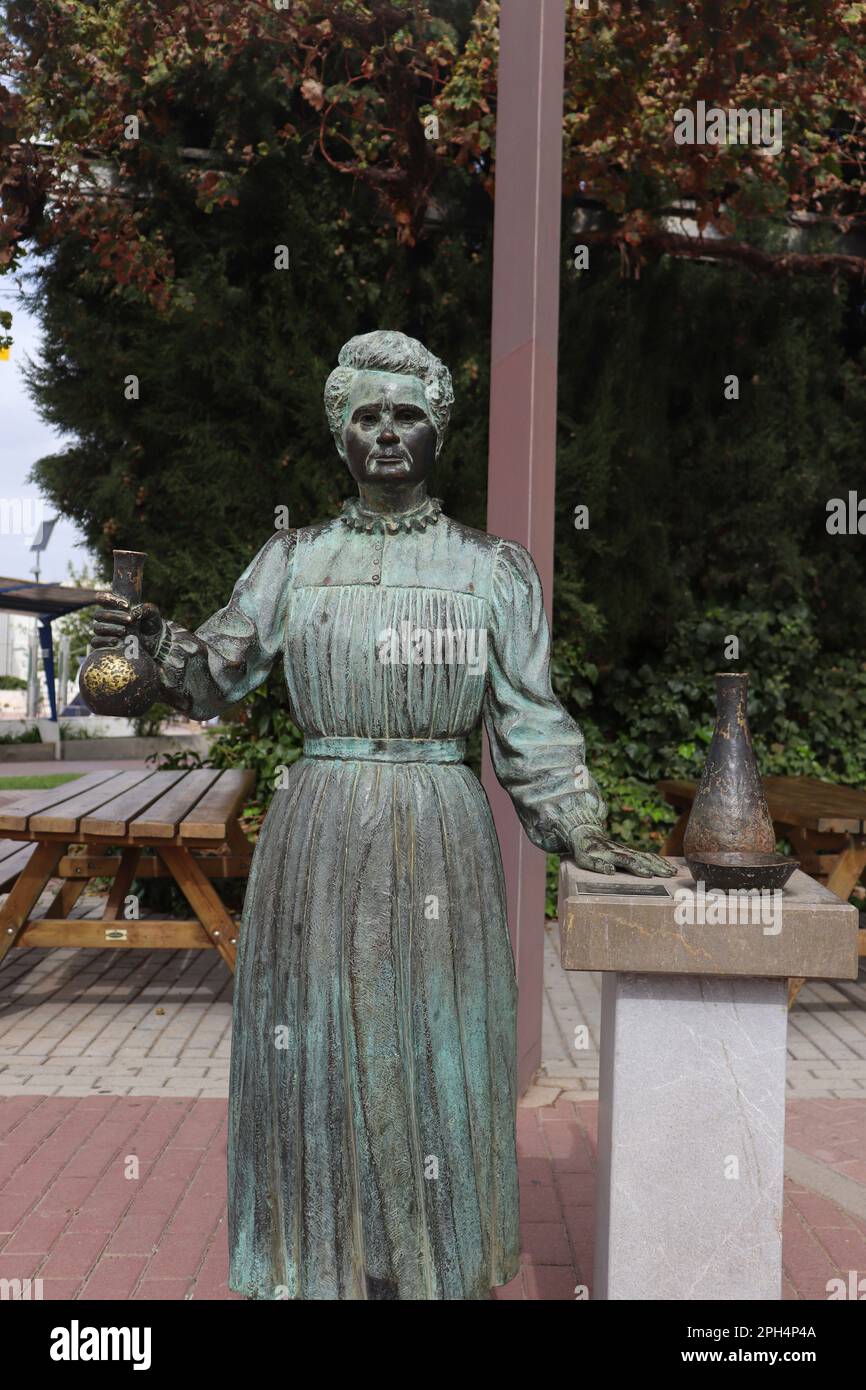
[558,858,859,1301]
[595,972,787,1299]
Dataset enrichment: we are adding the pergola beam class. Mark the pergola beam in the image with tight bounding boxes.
[483,0,568,1096]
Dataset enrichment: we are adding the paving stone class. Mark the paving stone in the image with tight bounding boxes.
[0,941,234,1097]
[80,1255,148,1299]
[542,927,866,1101]
[2,905,866,1297]
[0,1094,861,1299]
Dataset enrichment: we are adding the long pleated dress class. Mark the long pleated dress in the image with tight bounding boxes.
[155,494,606,1300]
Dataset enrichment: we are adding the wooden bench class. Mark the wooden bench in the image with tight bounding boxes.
[0,768,255,974]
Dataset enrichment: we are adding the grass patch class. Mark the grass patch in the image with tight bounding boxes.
[0,773,83,790]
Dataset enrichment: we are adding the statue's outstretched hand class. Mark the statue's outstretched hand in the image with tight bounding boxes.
[570,824,676,878]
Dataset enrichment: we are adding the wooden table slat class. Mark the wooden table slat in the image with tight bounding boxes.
[29,770,157,835]
[0,838,28,866]
[763,776,866,816]
[179,769,256,840]
[0,843,37,890]
[56,852,253,879]
[128,769,223,838]
[79,770,187,837]
[19,919,216,950]
[658,777,866,832]
[0,769,122,832]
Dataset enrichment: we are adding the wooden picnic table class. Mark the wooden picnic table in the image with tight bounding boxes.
[0,768,255,974]
[659,775,866,910]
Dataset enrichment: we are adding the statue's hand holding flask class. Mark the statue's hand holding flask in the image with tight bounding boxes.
[79,551,165,717]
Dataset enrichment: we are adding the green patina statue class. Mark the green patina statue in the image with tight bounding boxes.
[91,330,673,1300]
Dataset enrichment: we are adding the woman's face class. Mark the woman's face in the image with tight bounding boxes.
[341,371,438,487]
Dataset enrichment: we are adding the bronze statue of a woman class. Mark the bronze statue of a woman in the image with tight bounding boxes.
[90,331,672,1300]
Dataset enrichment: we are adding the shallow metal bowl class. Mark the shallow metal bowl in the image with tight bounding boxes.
[685,851,799,892]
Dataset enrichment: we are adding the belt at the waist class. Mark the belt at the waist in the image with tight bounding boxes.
[303,736,466,764]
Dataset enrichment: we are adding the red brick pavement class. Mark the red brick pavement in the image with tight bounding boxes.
[785,1098,866,1186]
[0,1094,864,1300]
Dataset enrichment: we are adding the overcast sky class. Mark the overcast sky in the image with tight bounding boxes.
[0,260,91,586]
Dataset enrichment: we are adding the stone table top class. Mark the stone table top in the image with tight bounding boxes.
[559,857,859,980]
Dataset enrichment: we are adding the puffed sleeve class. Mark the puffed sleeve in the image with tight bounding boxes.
[153,529,295,720]
[482,538,607,853]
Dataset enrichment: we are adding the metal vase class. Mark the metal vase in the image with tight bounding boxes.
[683,672,776,857]
[78,550,160,717]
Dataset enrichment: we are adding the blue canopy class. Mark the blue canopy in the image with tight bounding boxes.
[0,576,102,721]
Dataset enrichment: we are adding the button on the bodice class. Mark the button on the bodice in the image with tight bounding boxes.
[370,537,383,584]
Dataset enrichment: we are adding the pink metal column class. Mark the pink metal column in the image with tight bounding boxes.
[483,0,567,1095]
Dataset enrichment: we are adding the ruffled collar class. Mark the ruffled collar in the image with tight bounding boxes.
[339,494,443,535]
